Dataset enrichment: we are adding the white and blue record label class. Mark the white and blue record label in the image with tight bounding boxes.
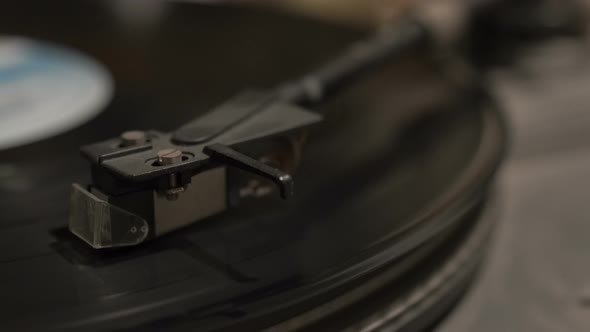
[0,37,113,150]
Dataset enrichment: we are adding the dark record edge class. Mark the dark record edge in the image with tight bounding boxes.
[263,188,494,332]
[307,191,498,332]
[262,93,508,332]
[157,90,508,332]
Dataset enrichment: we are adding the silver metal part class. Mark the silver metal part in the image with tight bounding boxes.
[156,148,186,200]
[157,148,183,165]
[69,183,149,249]
[120,130,147,146]
[154,167,227,236]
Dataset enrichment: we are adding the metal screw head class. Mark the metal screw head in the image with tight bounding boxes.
[121,130,147,146]
[155,149,185,200]
[157,148,183,166]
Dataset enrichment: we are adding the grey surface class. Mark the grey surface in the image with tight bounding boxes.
[438,37,590,332]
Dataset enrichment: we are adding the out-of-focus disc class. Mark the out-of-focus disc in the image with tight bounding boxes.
[0,37,112,150]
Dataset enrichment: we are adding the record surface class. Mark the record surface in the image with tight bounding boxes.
[0,2,507,331]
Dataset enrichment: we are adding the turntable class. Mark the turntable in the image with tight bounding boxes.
[0,1,585,331]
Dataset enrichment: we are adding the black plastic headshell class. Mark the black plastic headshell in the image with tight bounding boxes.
[81,90,321,195]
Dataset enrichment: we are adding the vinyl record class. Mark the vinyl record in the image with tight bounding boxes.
[0,1,507,331]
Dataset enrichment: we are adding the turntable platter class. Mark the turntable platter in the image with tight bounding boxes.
[0,2,506,331]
